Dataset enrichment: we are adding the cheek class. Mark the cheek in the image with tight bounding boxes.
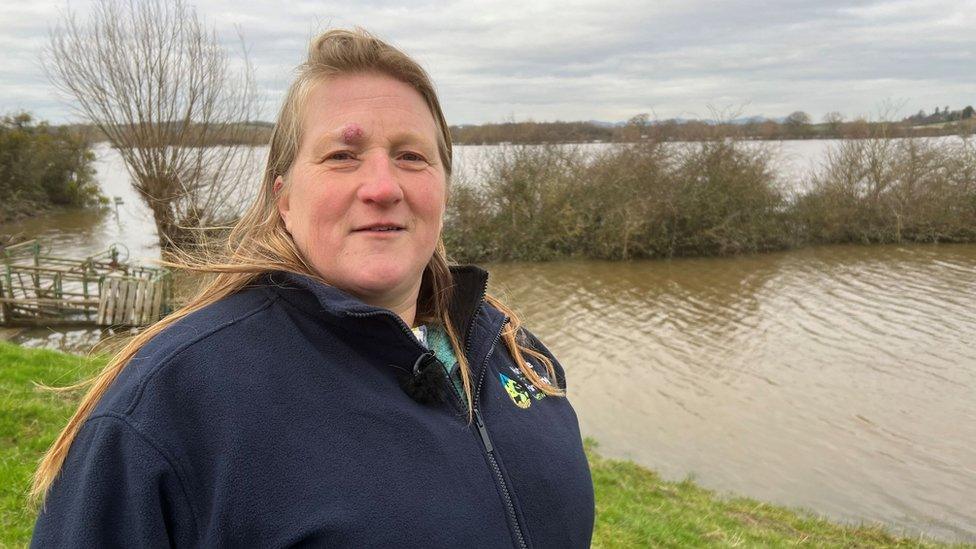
[419,202,446,240]
[300,207,345,251]
[419,179,448,221]
[290,183,345,236]
[425,189,447,217]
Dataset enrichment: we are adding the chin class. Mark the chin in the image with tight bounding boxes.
[343,259,424,301]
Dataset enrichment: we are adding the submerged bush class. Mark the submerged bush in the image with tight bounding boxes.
[563,144,670,259]
[797,137,976,243]
[661,141,791,256]
[0,112,101,222]
[445,141,790,261]
[445,135,976,263]
[445,145,585,262]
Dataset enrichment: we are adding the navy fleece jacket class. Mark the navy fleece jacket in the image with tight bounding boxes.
[31,267,595,548]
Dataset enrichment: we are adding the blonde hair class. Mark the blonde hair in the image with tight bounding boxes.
[31,28,562,505]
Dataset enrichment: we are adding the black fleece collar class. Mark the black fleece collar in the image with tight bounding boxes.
[268,265,496,352]
[443,265,490,350]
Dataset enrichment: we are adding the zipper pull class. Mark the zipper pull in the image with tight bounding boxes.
[474,409,493,453]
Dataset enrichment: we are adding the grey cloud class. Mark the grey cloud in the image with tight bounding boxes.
[1,0,974,125]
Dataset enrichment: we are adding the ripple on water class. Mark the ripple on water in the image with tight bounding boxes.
[489,243,976,543]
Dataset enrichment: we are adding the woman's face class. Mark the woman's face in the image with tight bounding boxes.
[277,73,447,314]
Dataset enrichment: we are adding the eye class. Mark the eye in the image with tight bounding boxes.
[322,150,356,162]
[397,151,429,164]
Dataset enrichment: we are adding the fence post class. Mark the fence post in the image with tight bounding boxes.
[0,276,8,324]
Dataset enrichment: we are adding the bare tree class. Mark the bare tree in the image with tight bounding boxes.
[46,0,260,252]
[822,111,844,135]
[785,111,810,127]
[621,113,650,141]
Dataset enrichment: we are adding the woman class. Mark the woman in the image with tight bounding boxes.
[31,29,594,548]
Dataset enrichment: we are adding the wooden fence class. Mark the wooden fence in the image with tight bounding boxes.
[0,240,171,327]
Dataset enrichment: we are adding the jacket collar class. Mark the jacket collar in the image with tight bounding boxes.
[269,265,503,355]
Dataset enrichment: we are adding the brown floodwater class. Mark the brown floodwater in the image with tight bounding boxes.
[489,246,976,542]
[2,143,975,542]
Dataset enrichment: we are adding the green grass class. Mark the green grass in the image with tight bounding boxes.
[0,341,965,547]
[586,442,959,547]
[0,342,102,546]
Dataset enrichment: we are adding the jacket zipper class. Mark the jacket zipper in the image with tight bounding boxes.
[349,301,528,548]
[472,319,528,549]
[345,308,462,413]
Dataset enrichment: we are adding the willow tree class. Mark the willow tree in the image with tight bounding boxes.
[46,0,259,252]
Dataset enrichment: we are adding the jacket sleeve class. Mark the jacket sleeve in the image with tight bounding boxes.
[31,414,198,548]
[519,328,568,391]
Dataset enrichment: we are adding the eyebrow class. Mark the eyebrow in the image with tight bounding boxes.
[306,125,367,157]
[311,125,436,155]
[387,130,437,151]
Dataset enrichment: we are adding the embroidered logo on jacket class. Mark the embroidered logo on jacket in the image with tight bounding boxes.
[510,365,549,401]
[498,372,532,409]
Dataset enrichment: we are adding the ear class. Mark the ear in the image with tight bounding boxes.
[274,176,292,231]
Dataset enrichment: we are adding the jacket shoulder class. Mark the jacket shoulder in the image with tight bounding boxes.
[90,287,278,418]
[32,413,200,547]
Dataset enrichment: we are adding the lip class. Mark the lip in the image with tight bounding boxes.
[351,222,407,233]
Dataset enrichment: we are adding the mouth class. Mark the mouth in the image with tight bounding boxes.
[353,223,406,233]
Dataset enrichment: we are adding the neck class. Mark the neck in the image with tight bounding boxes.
[386,297,418,328]
[355,282,421,328]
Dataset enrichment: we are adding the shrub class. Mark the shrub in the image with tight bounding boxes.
[796,137,976,243]
[566,143,672,259]
[444,140,791,261]
[444,145,585,262]
[663,141,791,256]
[0,112,101,222]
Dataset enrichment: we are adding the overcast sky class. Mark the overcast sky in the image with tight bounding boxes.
[1,0,974,125]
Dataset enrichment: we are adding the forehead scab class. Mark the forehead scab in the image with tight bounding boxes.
[340,123,365,145]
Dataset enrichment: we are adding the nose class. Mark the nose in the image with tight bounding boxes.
[356,153,404,206]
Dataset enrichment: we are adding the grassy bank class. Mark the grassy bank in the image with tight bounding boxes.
[0,341,959,547]
[587,446,956,547]
[444,137,976,262]
[0,342,102,544]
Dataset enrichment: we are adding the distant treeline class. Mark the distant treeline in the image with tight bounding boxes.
[58,107,976,147]
[61,121,275,147]
[450,121,615,145]
[443,135,976,262]
[0,113,102,223]
[449,110,976,145]
[904,105,975,126]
